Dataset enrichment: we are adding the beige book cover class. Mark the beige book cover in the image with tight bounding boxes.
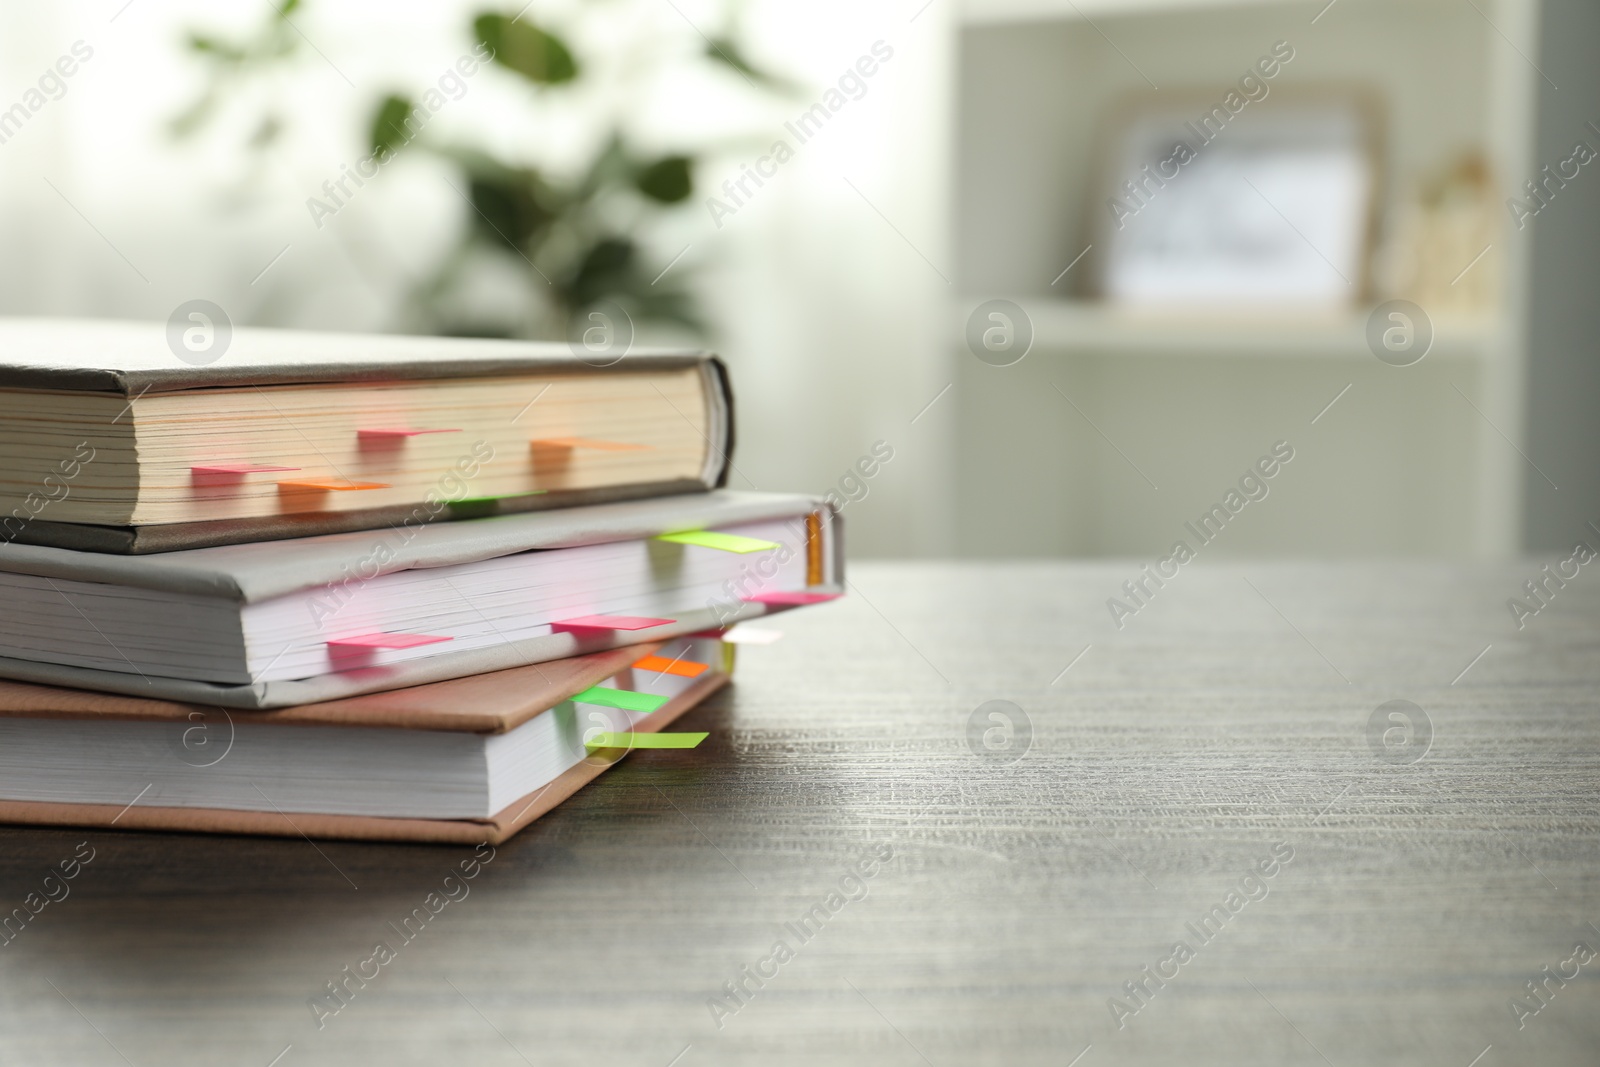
[0,639,732,844]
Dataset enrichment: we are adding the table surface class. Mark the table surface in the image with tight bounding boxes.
[1,560,1596,1067]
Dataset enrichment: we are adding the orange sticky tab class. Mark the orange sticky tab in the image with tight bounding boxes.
[357,427,461,438]
[631,654,708,678]
[278,478,390,492]
[530,438,652,452]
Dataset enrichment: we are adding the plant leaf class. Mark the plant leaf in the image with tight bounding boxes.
[186,33,247,61]
[369,94,416,156]
[575,135,631,199]
[560,239,704,335]
[168,91,218,139]
[703,37,794,91]
[249,113,283,149]
[467,173,556,253]
[635,156,693,203]
[562,237,636,309]
[474,13,578,85]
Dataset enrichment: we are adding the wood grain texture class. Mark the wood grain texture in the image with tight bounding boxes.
[0,561,1595,1067]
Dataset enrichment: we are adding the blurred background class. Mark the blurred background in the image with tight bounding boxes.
[1,0,1594,560]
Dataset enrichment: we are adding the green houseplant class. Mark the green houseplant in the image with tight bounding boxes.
[175,0,790,341]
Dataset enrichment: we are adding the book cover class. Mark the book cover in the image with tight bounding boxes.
[0,639,732,844]
[0,491,840,708]
[0,318,735,552]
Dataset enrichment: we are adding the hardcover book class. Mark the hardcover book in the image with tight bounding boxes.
[0,490,840,708]
[0,318,734,553]
[0,636,732,844]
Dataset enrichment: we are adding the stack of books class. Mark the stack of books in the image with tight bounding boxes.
[0,319,842,844]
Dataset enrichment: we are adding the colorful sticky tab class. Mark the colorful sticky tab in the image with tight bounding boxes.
[278,478,391,492]
[327,633,453,651]
[530,438,652,452]
[631,654,709,678]
[742,591,842,606]
[571,685,670,713]
[447,490,548,519]
[529,440,574,460]
[192,463,302,476]
[551,615,675,633]
[357,427,462,438]
[585,732,708,749]
[656,530,781,554]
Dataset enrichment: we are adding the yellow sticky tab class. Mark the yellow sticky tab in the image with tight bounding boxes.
[656,530,780,554]
[584,732,708,749]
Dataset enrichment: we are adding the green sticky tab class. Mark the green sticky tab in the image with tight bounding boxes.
[656,530,780,554]
[446,491,549,519]
[571,686,669,713]
[585,732,709,749]
[445,500,499,519]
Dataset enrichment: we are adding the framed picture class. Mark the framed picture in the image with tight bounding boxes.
[1089,87,1382,309]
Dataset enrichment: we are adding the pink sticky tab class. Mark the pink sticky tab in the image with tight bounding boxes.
[742,591,841,606]
[357,428,462,438]
[327,633,453,651]
[551,615,676,633]
[192,463,302,476]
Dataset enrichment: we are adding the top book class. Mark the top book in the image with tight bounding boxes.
[0,318,733,553]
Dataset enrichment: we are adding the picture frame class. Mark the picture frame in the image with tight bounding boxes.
[1086,86,1384,310]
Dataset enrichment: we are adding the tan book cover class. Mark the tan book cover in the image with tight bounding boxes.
[0,639,731,844]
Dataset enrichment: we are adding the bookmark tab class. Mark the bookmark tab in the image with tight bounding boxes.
[742,591,841,606]
[531,437,652,452]
[585,732,708,749]
[279,478,391,492]
[446,490,549,519]
[551,615,675,633]
[571,686,670,713]
[327,633,453,651]
[656,530,780,554]
[357,427,462,438]
[192,463,301,477]
[630,654,708,678]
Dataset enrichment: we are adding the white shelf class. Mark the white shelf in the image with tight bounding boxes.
[958,299,1499,359]
[949,0,1543,557]
[959,0,1295,27]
